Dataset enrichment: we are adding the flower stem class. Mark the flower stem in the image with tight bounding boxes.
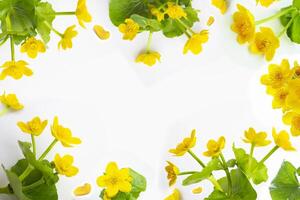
[178,171,198,175]
[0,186,11,194]
[220,153,232,196]
[38,139,58,161]
[255,7,296,25]
[278,15,296,37]
[23,178,45,192]
[247,144,255,173]
[208,175,223,192]
[177,19,195,35]
[188,150,206,168]
[43,21,63,37]
[146,31,153,53]
[55,11,76,16]
[19,165,33,182]
[31,135,36,158]
[10,35,15,61]
[259,145,279,164]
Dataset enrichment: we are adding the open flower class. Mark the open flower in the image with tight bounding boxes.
[183,30,209,55]
[283,112,300,136]
[0,60,33,80]
[257,0,276,7]
[243,127,271,147]
[17,117,48,136]
[211,0,227,14]
[136,51,161,66]
[150,6,165,22]
[267,87,289,109]
[249,27,280,61]
[272,128,295,151]
[165,161,179,186]
[0,93,23,111]
[166,2,187,19]
[203,136,225,157]
[231,4,255,44]
[286,79,300,112]
[21,37,46,59]
[97,162,132,198]
[51,116,81,147]
[261,59,291,89]
[54,154,79,177]
[58,25,78,50]
[118,19,139,41]
[169,129,197,156]
[164,189,181,200]
[76,0,92,28]
[94,25,110,40]
[74,183,92,196]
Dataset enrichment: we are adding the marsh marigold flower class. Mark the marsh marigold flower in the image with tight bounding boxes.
[76,0,92,28]
[164,189,181,200]
[150,6,165,22]
[249,27,279,61]
[231,4,255,44]
[17,117,48,136]
[74,183,92,196]
[286,79,300,112]
[203,136,225,157]
[258,0,276,7]
[211,0,227,14]
[94,25,110,40]
[0,93,23,110]
[165,161,179,186]
[97,162,132,198]
[21,37,46,59]
[166,2,187,19]
[183,30,209,55]
[51,116,81,147]
[0,60,32,80]
[54,154,79,177]
[267,87,289,109]
[118,19,139,41]
[136,51,161,67]
[243,128,271,147]
[272,128,295,151]
[283,112,300,137]
[58,25,78,50]
[292,61,300,78]
[169,129,196,156]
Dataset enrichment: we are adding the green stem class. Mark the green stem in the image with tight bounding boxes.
[0,107,9,117]
[43,21,63,37]
[0,35,8,46]
[220,153,232,196]
[55,11,76,16]
[31,135,36,158]
[208,175,223,192]
[38,139,58,161]
[255,7,296,25]
[177,19,195,35]
[247,144,255,173]
[188,150,206,168]
[146,31,153,53]
[0,186,12,194]
[23,179,45,192]
[19,165,33,182]
[178,171,198,175]
[278,14,296,37]
[10,35,15,61]
[259,146,279,164]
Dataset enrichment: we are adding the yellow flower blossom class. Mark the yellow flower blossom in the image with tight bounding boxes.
[165,161,179,186]
[207,16,215,26]
[258,0,276,7]
[292,61,300,78]
[17,117,48,136]
[21,37,46,59]
[286,79,300,112]
[169,129,197,156]
[136,51,161,67]
[183,30,209,55]
[249,27,280,61]
[166,2,187,19]
[164,189,181,200]
[0,60,33,80]
[203,136,225,157]
[211,0,227,14]
[118,19,140,41]
[243,127,271,147]
[272,128,295,151]
[150,6,165,22]
[54,154,79,177]
[192,187,203,194]
[97,162,132,198]
[267,87,289,109]
[76,0,92,28]
[0,93,24,111]
[74,183,92,196]
[231,4,255,44]
[261,59,292,89]
[51,116,81,147]
[283,112,300,136]
[58,25,78,50]
[94,25,110,40]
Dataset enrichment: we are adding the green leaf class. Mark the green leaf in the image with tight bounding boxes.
[130,14,161,32]
[280,6,298,26]
[129,168,147,195]
[293,0,300,9]
[270,161,300,200]
[287,15,300,44]
[35,2,55,43]
[183,158,220,186]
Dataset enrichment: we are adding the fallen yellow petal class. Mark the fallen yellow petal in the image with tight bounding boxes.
[207,16,215,26]
[74,183,92,196]
[192,187,203,194]
[93,25,110,40]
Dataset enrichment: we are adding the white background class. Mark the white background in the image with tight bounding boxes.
[0,0,300,199]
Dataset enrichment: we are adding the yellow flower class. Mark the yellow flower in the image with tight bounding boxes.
[211,0,227,14]
[58,25,78,50]
[267,87,289,109]
[164,189,181,200]
[51,116,81,147]
[166,2,187,19]
[292,61,300,78]
[54,154,79,177]
[249,27,280,61]
[21,37,46,59]
[286,79,300,112]
[272,128,295,151]
[74,183,92,196]
[207,16,215,26]
[118,19,140,41]
[258,0,276,7]
[97,162,132,198]
[169,129,197,156]
[183,30,209,55]
[135,51,161,67]
[93,25,110,40]
[283,112,300,137]
[165,161,179,186]
[243,127,271,147]
[203,136,225,157]
[0,93,24,110]
[261,59,292,89]
[150,6,165,22]
[17,117,48,136]
[192,187,203,194]
[0,60,33,80]
[231,4,255,44]
[76,0,92,28]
